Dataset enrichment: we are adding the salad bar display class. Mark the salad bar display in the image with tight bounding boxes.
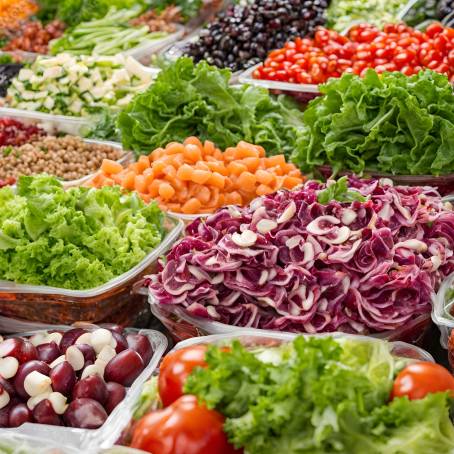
[2,1,454,453]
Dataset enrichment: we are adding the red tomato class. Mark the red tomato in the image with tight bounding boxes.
[426,23,444,38]
[131,395,241,454]
[391,362,454,401]
[158,345,208,407]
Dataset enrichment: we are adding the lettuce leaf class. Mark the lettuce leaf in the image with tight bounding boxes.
[117,57,305,158]
[185,336,454,454]
[291,69,454,176]
[0,175,164,290]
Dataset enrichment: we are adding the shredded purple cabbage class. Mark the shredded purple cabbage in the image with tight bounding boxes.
[149,178,454,334]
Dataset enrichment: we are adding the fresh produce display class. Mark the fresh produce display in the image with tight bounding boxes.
[0,0,38,30]
[0,175,164,290]
[0,118,45,147]
[0,136,124,183]
[254,23,454,85]
[131,337,454,454]
[149,177,454,334]
[5,54,154,117]
[0,326,153,429]
[49,8,169,57]
[0,63,23,98]
[185,0,330,71]
[326,0,408,32]
[292,69,454,176]
[89,138,304,214]
[2,20,66,55]
[118,58,305,158]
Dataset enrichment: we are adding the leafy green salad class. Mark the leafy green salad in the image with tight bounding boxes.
[184,337,454,454]
[0,175,164,290]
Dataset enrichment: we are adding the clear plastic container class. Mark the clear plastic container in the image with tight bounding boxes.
[2,325,168,451]
[0,433,80,453]
[148,292,433,345]
[171,329,434,362]
[167,211,210,225]
[0,107,91,136]
[432,272,454,350]
[0,217,184,326]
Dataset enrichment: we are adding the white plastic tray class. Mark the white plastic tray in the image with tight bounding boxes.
[0,325,168,452]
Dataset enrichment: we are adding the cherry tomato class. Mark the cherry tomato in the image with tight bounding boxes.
[391,362,454,401]
[158,345,208,407]
[131,395,241,454]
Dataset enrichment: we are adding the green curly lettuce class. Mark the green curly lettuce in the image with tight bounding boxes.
[0,175,164,290]
[291,69,454,177]
[117,57,305,158]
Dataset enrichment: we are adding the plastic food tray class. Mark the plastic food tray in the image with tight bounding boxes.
[171,329,434,363]
[148,292,433,345]
[0,217,184,325]
[167,211,211,225]
[1,325,168,452]
[0,433,80,453]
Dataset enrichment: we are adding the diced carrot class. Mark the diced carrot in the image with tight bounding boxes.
[171,153,185,168]
[184,144,202,163]
[283,176,303,189]
[207,172,225,189]
[227,161,248,176]
[101,159,123,175]
[256,184,273,196]
[163,165,177,180]
[223,147,237,161]
[152,161,166,176]
[184,137,203,149]
[237,171,257,192]
[159,182,176,200]
[196,186,211,204]
[255,145,266,157]
[208,188,219,208]
[235,141,260,158]
[137,155,150,172]
[255,169,274,185]
[144,172,155,187]
[282,163,296,173]
[265,154,286,168]
[206,161,228,175]
[140,193,152,203]
[150,147,165,161]
[226,191,242,205]
[242,157,260,173]
[224,176,234,191]
[289,169,303,178]
[166,142,186,155]
[274,176,285,189]
[143,167,154,177]
[90,173,104,187]
[135,175,148,194]
[112,173,124,185]
[195,161,210,171]
[129,163,142,174]
[122,171,136,190]
[149,179,163,198]
[182,198,202,214]
[203,140,216,156]
[191,169,211,185]
[213,148,224,161]
[176,164,193,181]
[166,203,182,213]
[177,185,189,203]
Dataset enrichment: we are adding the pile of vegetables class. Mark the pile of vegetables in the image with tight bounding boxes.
[0,175,164,290]
[0,0,38,30]
[5,54,154,117]
[326,0,408,32]
[90,137,303,214]
[291,69,454,176]
[150,177,454,334]
[49,7,169,56]
[118,57,306,158]
[0,118,44,147]
[131,337,454,454]
[0,326,154,429]
[254,23,454,85]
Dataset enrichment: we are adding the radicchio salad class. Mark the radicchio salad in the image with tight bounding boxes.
[149,177,454,334]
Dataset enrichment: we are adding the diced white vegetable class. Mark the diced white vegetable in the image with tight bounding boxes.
[24,371,52,397]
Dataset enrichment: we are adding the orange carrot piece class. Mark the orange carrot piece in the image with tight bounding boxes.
[265,155,286,168]
[184,137,203,149]
[255,169,274,185]
[182,198,202,214]
[101,159,123,175]
[242,157,260,173]
[237,171,257,192]
[166,142,186,155]
[283,176,303,189]
[122,171,136,190]
[159,182,176,200]
[227,161,248,176]
[256,184,273,196]
[184,144,202,163]
[191,169,211,185]
[137,155,150,172]
[203,140,216,156]
[135,175,148,194]
[176,164,193,181]
[207,172,225,189]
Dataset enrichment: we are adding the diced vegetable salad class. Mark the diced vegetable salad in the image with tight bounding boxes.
[6,54,154,116]
[131,336,454,454]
